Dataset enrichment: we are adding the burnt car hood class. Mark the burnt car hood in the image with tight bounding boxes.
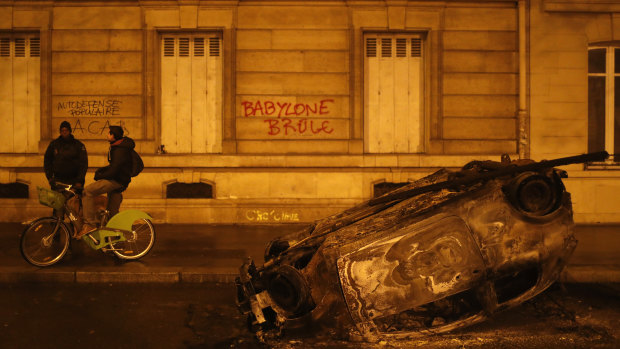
[236,152,607,342]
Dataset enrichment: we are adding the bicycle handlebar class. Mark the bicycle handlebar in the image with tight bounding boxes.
[52,182,78,196]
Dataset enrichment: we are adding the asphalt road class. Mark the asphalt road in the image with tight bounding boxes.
[0,282,255,349]
[0,282,619,348]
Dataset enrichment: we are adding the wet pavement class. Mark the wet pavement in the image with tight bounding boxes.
[0,222,303,283]
[1,222,619,284]
[0,281,618,348]
[1,222,620,347]
[255,283,620,348]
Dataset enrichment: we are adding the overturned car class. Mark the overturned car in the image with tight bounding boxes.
[236,152,608,342]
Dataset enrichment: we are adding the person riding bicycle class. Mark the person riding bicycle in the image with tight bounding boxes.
[77,125,135,238]
[44,121,88,216]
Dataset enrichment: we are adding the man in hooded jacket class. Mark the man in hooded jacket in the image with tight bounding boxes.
[44,121,88,190]
[78,125,134,238]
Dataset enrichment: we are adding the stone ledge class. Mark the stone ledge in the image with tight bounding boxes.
[1,265,619,284]
[0,153,507,169]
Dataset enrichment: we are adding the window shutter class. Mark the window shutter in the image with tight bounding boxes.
[411,38,422,57]
[365,33,423,153]
[396,38,407,57]
[163,37,175,57]
[366,38,377,58]
[209,37,220,57]
[29,37,40,57]
[0,38,9,57]
[161,33,223,154]
[194,37,204,57]
[0,35,41,152]
[14,38,25,57]
[381,38,392,58]
[179,38,190,57]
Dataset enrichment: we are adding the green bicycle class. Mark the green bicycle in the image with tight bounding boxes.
[20,182,155,267]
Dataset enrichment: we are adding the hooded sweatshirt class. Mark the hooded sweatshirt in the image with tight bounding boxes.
[94,137,135,188]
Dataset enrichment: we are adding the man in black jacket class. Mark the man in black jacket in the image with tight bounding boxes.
[44,121,88,190]
[78,125,135,238]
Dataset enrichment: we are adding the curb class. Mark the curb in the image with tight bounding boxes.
[560,265,620,283]
[1,265,620,284]
[0,267,238,283]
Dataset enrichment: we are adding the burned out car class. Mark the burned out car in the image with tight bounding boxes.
[236,152,608,342]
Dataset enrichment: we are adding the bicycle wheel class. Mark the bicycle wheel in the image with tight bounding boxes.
[20,217,70,267]
[112,218,155,260]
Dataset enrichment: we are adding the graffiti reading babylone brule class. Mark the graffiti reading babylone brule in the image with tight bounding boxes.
[241,99,335,136]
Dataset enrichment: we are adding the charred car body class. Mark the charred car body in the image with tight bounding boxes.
[236,152,608,342]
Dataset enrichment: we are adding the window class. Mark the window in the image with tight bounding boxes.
[0,182,29,198]
[0,35,40,153]
[364,33,424,153]
[373,181,408,198]
[166,181,214,199]
[588,46,620,161]
[160,34,222,153]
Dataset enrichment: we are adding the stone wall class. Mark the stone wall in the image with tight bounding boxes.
[1,1,617,225]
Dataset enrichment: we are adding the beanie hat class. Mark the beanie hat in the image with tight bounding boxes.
[59,121,71,132]
[109,125,124,140]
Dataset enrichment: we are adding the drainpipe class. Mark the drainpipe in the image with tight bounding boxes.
[518,0,529,159]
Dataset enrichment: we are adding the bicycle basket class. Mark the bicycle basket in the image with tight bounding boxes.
[37,187,66,210]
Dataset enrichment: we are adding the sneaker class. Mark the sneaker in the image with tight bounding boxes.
[75,223,97,239]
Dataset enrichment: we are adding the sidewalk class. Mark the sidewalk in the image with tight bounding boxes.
[0,222,619,283]
[0,222,303,283]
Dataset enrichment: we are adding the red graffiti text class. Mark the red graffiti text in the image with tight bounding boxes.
[264,118,334,136]
[241,99,334,118]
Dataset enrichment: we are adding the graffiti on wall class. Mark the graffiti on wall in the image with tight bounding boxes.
[70,119,128,136]
[57,99,122,117]
[55,98,131,136]
[241,99,335,136]
[245,209,300,222]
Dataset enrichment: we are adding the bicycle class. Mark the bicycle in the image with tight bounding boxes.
[20,182,155,267]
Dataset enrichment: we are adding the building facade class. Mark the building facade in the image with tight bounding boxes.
[0,0,619,227]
